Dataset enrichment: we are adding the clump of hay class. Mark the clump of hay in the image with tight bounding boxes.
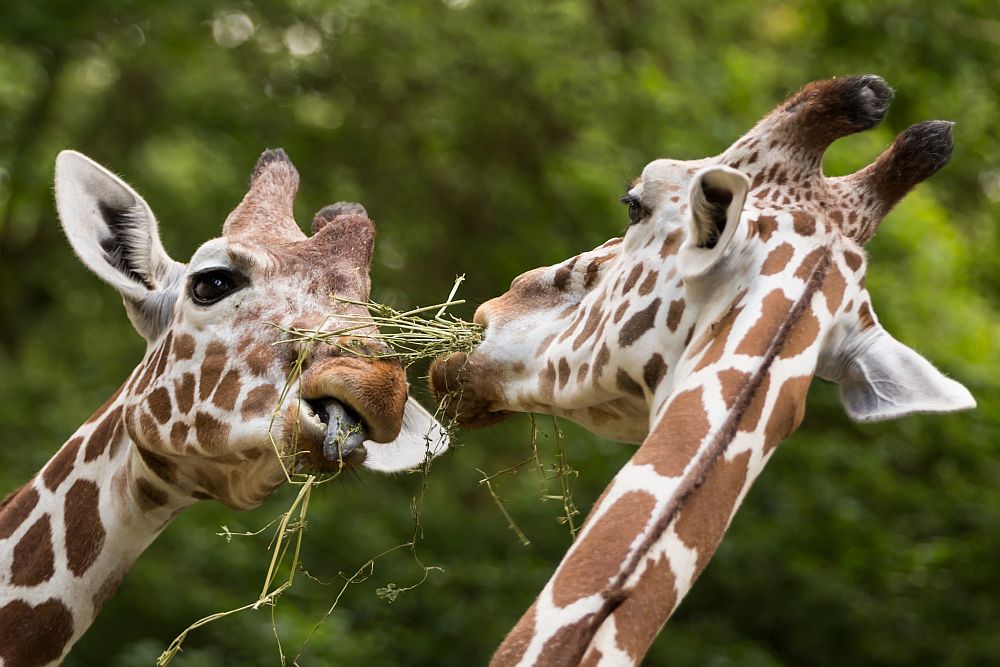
[274,275,484,366]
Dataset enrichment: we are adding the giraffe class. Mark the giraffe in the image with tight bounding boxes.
[0,148,447,666]
[429,75,975,666]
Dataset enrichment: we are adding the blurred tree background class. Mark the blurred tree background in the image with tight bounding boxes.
[1,0,998,665]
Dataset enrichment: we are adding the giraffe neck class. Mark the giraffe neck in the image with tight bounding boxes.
[492,250,835,667]
[0,384,194,666]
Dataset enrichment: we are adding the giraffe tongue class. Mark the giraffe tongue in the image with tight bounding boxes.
[320,400,367,462]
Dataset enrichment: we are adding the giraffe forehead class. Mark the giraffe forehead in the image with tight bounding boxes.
[636,158,703,202]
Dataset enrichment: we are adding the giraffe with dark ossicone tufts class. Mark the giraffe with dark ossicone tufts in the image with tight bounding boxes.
[429,75,974,666]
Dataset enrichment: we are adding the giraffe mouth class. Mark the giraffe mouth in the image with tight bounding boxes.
[296,399,369,472]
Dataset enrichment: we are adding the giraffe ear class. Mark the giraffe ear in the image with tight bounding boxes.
[361,397,449,472]
[677,165,751,277]
[838,328,976,422]
[55,150,186,340]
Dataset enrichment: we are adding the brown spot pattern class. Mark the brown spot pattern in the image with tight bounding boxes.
[551,490,657,607]
[154,331,173,377]
[133,359,157,395]
[0,487,39,540]
[147,387,172,424]
[557,310,585,344]
[535,333,556,357]
[633,387,710,477]
[170,422,190,449]
[763,376,812,453]
[761,242,794,275]
[579,648,604,667]
[584,254,614,288]
[693,300,745,372]
[213,370,243,411]
[794,247,826,280]
[737,374,771,433]
[538,360,557,401]
[536,617,594,666]
[64,479,105,577]
[194,411,230,451]
[245,345,273,376]
[642,354,667,391]
[10,515,55,586]
[778,310,820,359]
[572,305,605,351]
[612,301,629,324]
[622,264,643,293]
[553,266,572,291]
[659,229,683,258]
[674,450,752,574]
[85,406,123,462]
[173,333,196,360]
[823,265,847,314]
[199,342,228,400]
[844,250,864,272]
[717,369,751,409]
[858,301,876,329]
[558,358,571,389]
[616,369,645,398]
[611,553,678,662]
[241,385,280,420]
[140,412,164,450]
[135,478,169,512]
[593,344,611,379]
[792,210,816,236]
[0,598,74,667]
[43,438,82,492]
[637,270,659,297]
[175,373,195,414]
[756,215,777,241]
[137,446,176,483]
[619,298,661,348]
[735,290,793,357]
[666,299,685,333]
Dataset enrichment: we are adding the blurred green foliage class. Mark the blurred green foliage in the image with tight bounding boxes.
[1,0,998,665]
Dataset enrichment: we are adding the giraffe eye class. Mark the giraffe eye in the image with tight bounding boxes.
[190,269,246,305]
[620,194,648,226]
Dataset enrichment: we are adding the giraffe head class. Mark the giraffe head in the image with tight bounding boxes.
[55,149,446,510]
[430,75,974,446]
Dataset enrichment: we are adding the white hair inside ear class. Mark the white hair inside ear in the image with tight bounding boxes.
[54,150,186,340]
[677,165,751,277]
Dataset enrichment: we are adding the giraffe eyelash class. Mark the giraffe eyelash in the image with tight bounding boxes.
[620,194,650,226]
